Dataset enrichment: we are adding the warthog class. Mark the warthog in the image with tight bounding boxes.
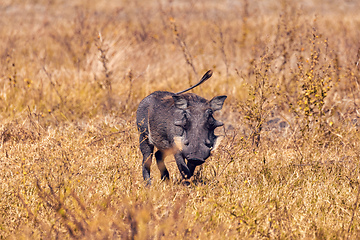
[136,70,227,184]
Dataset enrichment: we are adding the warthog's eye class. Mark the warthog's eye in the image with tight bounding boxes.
[205,109,216,129]
[205,109,213,118]
[206,111,223,130]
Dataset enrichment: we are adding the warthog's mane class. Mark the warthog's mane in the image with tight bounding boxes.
[160,92,208,108]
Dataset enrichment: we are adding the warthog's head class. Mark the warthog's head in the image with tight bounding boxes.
[172,94,227,165]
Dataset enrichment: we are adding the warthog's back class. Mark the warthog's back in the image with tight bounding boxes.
[136,91,208,151]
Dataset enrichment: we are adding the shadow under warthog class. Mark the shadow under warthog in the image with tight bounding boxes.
[136,70,226,185]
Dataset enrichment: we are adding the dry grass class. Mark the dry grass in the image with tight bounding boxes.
[1,0,360,239]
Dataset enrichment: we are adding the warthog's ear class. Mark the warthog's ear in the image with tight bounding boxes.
[210,95,227,111]
[172,95,188,110]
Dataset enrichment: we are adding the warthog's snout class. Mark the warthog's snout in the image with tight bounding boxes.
[183,142,212,165]
[136,70,227,184]
[187,158,206,165]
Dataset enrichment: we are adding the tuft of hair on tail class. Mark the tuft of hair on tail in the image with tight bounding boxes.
[175,70,213,95]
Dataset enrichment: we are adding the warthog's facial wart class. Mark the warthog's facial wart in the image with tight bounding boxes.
[136,70,227,184]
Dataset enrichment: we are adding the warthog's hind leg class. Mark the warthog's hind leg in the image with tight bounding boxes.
[139,134,154,185]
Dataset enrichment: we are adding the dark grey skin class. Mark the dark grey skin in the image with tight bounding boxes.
[136,70,227,184]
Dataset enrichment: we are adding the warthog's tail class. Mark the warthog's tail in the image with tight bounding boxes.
[175,70,213,95]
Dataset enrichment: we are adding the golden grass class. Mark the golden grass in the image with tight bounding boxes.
[1,0,360,239]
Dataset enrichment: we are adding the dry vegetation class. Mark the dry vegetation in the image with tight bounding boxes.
[1,0,360,239]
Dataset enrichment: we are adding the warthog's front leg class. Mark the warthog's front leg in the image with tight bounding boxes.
[187,162,197,178]
[155,150,169,180]
[174,152,191,179]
